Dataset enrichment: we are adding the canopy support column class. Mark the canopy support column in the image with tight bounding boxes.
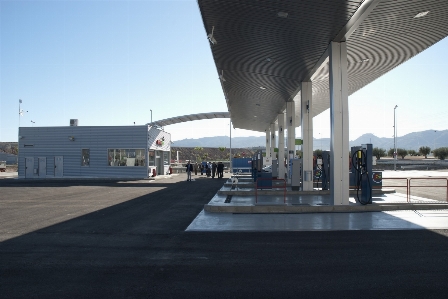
[329,41,350,205]
[301,82,313,191]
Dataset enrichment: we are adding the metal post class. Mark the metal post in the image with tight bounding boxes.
[301,81,313,191]
[229,120,232,173]
[277,113,285,180]
[434,130,437,156]
[394,105,398,171]
[150,109,152,124]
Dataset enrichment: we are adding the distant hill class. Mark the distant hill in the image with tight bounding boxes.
[173,130,448,151]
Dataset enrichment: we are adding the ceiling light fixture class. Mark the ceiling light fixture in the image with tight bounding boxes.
[277,12,288,18]
[207,26,217,45]
[219,70,226,82]
[414,11,429,18]
[260,86,266,90]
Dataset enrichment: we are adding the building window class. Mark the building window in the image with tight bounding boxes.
[108,149,146,166]
[148,150,155,166]
[82,149,90,166]
[163,151,169,166]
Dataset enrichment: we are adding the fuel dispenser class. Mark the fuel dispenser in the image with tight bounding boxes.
[350,144,373,205]
[253,150,272,188]
[313,151,330,190]
[289,158,302,190]
[271,159,278,179]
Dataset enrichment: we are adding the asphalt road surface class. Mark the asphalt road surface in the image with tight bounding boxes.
[1,174,448,298]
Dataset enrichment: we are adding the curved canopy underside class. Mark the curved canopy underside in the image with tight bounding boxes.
[197,0,448,132]
[148,112,230,127]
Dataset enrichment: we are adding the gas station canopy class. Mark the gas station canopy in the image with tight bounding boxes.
[148,112,230,127]
[197,0,448,132]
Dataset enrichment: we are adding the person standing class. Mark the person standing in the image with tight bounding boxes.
[194,162,198,175]
[212,162,217,179]
[217,161,224,178]
[186,161,193,181]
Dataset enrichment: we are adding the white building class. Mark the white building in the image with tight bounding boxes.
[18,124,171,179]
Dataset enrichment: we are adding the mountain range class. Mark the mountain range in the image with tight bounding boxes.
[172,129,448,151]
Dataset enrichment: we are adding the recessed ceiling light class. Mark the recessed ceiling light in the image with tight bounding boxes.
[254,115,257,117]
[277,12,288,18]
[414,11,429,18]
[260,86,266,90]
[266,58,272,62]
[358,58,370,63]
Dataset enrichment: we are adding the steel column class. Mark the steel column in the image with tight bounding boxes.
[265,129,271,159]
[270,123,276,160]
[329,41,349,205]
[286,101,295,184]
[277,113,285,180]
[301,82,313,191]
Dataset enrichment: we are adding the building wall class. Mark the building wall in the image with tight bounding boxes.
[18,126,150,179]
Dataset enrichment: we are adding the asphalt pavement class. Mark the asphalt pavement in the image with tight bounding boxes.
[1,173,448,298]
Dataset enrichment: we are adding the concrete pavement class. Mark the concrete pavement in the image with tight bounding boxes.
[1,172,448,298]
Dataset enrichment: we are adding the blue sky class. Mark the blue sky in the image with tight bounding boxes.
[1,0,447,142]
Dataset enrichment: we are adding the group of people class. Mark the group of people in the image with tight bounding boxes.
[186,161,225,181]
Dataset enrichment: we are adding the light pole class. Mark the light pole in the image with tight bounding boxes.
[229,120,232,173]
[150,109,152,124]
[433,130,437,157]
[393,105,398,171]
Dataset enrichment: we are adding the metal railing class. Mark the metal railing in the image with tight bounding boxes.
[382,177,448,202]
[409,178,448,203]
[255,178,286,204]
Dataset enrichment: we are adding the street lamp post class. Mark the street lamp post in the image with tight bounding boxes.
[229,120,232,173]
[393,105,398,171]
[150,109,152,124]
[434,130,437,157]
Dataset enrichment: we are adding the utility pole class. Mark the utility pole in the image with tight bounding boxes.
[229,120,232,173]
[393,105,398,171]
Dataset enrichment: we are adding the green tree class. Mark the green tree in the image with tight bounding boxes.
[313,149,323,157]
[387,148,395,157]
[372,147,386,160]
[408,149,417,156]
[397,148,408,159]
[218,146,226,152]
[419,146,431,158]
[433,147,448,160]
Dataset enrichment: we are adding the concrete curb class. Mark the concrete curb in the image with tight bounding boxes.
[204,202,448,214]
[217,189,395,196]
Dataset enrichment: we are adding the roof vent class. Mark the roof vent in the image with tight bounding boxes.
[70,119,78,126]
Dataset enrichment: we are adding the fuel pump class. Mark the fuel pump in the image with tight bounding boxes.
[313,151,330,190]
[351,144,373,205]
